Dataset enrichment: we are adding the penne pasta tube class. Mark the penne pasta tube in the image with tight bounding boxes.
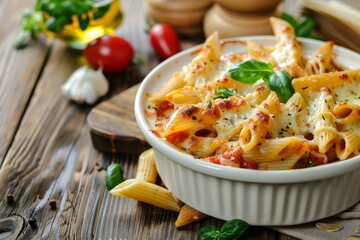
[305,41,335,75]
[110,179,180,212]
[269,17,305,77]
[239,92,280,151]
[136,148,157,183]
[247,40,275,66]
[149,72,186,102]
[243,137,308,163]
[258,154,303,170]
[293,69,360,97]
[314,126,338,153]
[175,204,208,228]
[333,102,360,124]
[336,131,360,160]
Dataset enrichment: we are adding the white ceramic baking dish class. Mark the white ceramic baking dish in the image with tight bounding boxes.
[134,36,360,226]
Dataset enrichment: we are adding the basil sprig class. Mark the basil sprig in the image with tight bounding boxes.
[37,0,112,33]
[281,13,323,40]
[198,219,249,240]
[14,9,42,49]
[227,60,295,102]
[227,60,273,84]
[105,163,124,191]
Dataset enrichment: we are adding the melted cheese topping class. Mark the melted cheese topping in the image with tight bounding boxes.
[146,34,360,170]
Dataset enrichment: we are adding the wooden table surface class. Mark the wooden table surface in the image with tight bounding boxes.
[0,0,300,239]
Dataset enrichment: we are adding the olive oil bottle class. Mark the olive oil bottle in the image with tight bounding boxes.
[40,0,122,49]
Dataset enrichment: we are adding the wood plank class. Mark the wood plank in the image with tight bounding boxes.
[0,0,51,163]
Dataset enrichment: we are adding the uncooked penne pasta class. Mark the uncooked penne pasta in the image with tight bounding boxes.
[175,204,208,228]
[110,179,180,212]
[135,148,157,183]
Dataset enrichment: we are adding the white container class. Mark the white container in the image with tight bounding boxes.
[135,36,360,226]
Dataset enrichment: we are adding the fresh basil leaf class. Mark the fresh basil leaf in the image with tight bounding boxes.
[228,60,274,84]
[281,12,299,30]
[45,16,68,32]
[268,70,295,103]
[219,219,249,240]
[215,87,235,99]
[105,163,124,191]
[35,0,41,11]
[198,225,220,240]
[61,0,92,16]
[297,16,315,37]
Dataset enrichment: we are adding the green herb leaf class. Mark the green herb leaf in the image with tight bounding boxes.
[227,60,274,84]
[14,31,31,49]
[105,163,124,191]
[132,56,144,65]
[198,225,220,240]
[296,16,315,37]
[305,159,315,168]
[14,9,42,49]
[45,16,67,32]
[36,0,110,34]
[215,87,235,99]
[268,70,295,103]
[198,219,249,240]
[281,12,324,41]
[61,0,92,16]
[281,12,299,30]
[219,219,249,240]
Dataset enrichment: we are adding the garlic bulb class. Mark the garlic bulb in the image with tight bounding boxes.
[61,65,109,104]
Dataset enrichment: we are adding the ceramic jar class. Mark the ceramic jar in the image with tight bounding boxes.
[204,0,282,38]
[146,0,213,35]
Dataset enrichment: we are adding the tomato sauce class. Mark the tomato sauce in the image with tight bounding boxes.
[166,131,189,146]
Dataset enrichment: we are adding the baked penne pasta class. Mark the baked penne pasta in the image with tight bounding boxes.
[336,131,360,160]
[145,17,360,170]
[305,41,336,75]
[311,90,337,153]
[239,92,280,151]
[269,17,305,77]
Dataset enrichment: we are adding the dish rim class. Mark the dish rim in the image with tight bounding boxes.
[135,35,360,184]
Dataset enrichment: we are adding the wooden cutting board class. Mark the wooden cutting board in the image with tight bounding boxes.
[87,84,150,153]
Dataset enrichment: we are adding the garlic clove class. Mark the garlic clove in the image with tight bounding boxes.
[61,65,109,104]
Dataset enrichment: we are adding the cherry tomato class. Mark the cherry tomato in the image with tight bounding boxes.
[149,23,180,59]
[84,35,134,73]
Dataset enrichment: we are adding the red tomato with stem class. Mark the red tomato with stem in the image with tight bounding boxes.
[149,23,180,59]
[84,35,134,73]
